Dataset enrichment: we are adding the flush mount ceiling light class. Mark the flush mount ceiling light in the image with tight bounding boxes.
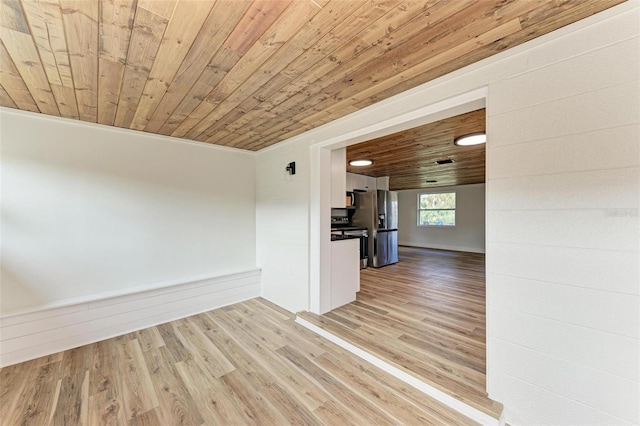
[454,132,486,146]
[349,159,373,166]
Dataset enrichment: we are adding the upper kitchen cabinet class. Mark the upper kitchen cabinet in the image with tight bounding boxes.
[376,176,389,191]
[347,172,377,192]
[331,148,347,208]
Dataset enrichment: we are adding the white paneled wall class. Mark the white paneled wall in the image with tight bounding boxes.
[256,3,639,424]
[1,109,260,365]
[0,270,260,367]
[485,11,639,423]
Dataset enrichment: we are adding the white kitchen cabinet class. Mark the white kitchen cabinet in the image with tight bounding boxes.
[376,176,389,190]
[347,172,378,192]
[330,238,360,310]
[331,148,346,207]
[346,172,355,192]
[353,175,367,191]
[364,175,377,191]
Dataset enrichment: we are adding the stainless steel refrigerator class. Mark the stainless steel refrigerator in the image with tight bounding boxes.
[352,190,398,268]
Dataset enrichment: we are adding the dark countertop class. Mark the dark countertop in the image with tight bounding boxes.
[331,235,361,241]
[331,226,368,232]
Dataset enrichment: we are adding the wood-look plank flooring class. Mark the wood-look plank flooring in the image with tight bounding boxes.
[0,298,480,425]
[299,246,502,419]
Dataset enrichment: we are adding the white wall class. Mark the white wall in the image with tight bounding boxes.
[255,143,310,313]
[256,3,639,424]
[398,184,485,253]
[1,109,257,314]
[485,12,639,424]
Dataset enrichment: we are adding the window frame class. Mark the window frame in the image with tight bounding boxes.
[417,191,457,227]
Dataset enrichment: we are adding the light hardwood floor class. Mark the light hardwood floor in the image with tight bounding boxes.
[0,297,480,425]
[299,246,502,419]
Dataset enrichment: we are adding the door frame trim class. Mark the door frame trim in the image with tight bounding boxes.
[309,87,488,314]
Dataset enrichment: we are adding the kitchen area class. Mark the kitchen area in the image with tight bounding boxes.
[328,148,398,310]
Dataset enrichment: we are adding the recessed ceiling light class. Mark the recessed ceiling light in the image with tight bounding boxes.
[349,159,373,166]
[454,132,486,146]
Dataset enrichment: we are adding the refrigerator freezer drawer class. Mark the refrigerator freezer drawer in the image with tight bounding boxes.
[388,230,398,264]
[373,232,388,268]
[372,230,398,268]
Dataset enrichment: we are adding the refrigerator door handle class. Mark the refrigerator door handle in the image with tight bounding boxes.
[373,235,377,256]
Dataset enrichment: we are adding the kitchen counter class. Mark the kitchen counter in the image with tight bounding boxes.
[331,225,368,270]
[331,226,368,241]
[330,238,360,310]
[330,234,360,241]
[331,226,368,232]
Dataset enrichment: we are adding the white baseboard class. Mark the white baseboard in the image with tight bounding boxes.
[0,269,261,367]
[399,241,485,254]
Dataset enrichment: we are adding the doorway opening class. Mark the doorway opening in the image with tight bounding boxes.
[306,88,496,419]
[309,87,487,317]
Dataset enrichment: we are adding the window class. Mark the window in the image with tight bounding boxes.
[418,192,456,226]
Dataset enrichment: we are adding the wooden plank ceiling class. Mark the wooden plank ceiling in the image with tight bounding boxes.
[347,108,485,190]
[0,0,623,152]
